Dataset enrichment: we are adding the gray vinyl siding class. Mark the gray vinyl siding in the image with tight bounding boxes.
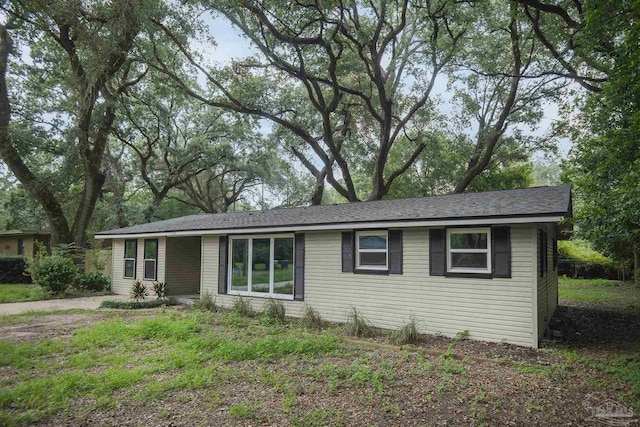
[165,237,201,295]
[201,224,538,347]
[536,224,558,341]
[110,238,166,295]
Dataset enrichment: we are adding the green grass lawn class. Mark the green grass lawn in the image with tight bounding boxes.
[0,311,345,425]
[0,284,48,304]
[1,277,639,425]
[558,277,640,303]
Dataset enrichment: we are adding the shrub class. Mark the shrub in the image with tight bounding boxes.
[0,257,31,283]
[391,316,420,345]
[346,307,374,338]
[262,298,286,324]
[299,305,325,329]
[84,238,110,273]
[193,292,218,312]
[232,297,254,317]
[100,299,178,309]
[558,240,619,280]
[28,255,79,295]
[75,272,110,292]
[130,279,148,301]
[152,281,166,299]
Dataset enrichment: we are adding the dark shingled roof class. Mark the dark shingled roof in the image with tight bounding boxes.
[96,185,571,236]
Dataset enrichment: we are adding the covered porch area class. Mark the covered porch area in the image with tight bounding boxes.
[164,236,201,299]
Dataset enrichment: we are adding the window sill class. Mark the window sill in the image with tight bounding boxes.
[354,268,389,275]
[227,291,295,300]
[444,272,493,279]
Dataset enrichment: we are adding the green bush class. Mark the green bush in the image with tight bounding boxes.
[558,240,618,279]
[0,257,31,283]
[558,240,613,265]
[28,255,79,295]
[100,299,178,309]
[75,272,110,292]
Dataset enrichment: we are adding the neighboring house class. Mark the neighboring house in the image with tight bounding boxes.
[0,230,50,258]
[95,185,572,348]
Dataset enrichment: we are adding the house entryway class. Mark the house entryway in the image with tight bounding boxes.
[165,236,201,298]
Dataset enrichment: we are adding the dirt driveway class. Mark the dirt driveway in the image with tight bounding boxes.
[0,294,129,315]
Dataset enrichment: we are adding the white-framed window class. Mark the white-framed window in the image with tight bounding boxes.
[228,234,294,299]
[124,239,137,279]
[143,239,158,280]
[356,230,388,270]
[446,228,491,274]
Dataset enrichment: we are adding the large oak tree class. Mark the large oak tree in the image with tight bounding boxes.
[153,0,568,203]
[0,0,192,247]
[152,0,468,202]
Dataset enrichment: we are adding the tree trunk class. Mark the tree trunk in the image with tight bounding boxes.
[370,161,388,200]
[0,26,72,245]
[71,169,105,248]
[454,138,488,193]
[310,168,327,206]
[145,188,171,222]
[112,168,128,229]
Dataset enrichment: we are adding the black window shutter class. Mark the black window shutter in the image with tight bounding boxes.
[429,228,445,276]
[341,231,355,273]
[491,226,511,278]
[553,237,558,270]
[544,231,549,272]
[538,230,542,277]
[388,230,403,274]
[538,230,547,277]
[294,233,305,301]
[218,236,228,294]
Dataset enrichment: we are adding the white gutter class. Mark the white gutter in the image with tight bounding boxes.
[94,215,564,239]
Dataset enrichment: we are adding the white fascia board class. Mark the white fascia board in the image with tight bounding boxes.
[94,215,564,240]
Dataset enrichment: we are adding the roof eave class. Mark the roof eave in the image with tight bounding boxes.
[94,213,567,240]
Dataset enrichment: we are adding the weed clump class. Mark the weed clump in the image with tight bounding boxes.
[262,298,286,323]
[232,297,255,317]
[455,330,470,341]
[346,307,374,338]
[192,292,218,312]
[299,305,325,329]
[391,316,420,345]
